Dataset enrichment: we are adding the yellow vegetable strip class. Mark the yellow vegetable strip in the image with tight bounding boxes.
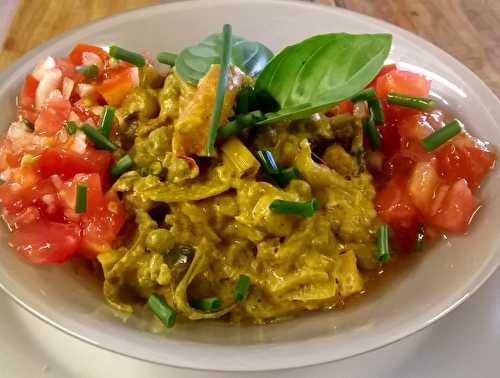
[221,137,260,178]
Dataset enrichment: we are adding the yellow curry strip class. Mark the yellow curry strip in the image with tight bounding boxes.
[99,63,379,324]
[173,64,245,158]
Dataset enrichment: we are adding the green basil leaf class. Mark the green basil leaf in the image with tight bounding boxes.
[176,33,274,84]
[254,33,392,124]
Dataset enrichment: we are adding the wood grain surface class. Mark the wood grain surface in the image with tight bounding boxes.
[0,0,499,96]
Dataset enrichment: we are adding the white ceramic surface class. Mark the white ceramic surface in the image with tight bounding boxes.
[0,0,499,372]
[2,269,499,377]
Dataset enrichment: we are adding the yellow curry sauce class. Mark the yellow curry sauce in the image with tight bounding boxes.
[98,65,379,324]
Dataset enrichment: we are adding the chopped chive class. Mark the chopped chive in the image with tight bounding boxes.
[207,24,232,155]
[256,150,280,176]
[76,64,99,79]
[234,274,251,302]
[22,117,34,131]
[98,106,115,138]
[368,98,384,124]
[147,293,176,328]
[256,150,300,187]
[217,119,239,140]
[75,183,87,214]
[387,93,436,111]
[64,121,77,135]
[190,297,221,312]
[110,154,134,177]
[273,167,300,187]
[157,52,177,66]
[351,87,377,103]
[235,86,258,114]
[415,225,425,252]
[422,119,462,151]
[376,224,390,263]
[236,110,265,128]
[270,198,319,218]
[109,45,145,67]
[363,114,382,150]
[80,123,118,151]
[218,110,265,140]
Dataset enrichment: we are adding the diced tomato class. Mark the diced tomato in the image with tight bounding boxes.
[376,175,421,230]
[54,57,84,83]
[69,43,109,66]
[0,139,22,170]
[385,152,416,177]
[430,179,479,233]
[384,111,444,175]
[97,67,138,106]
[72,102,100,124]
[435,134,496,191]
[57,173,125,258]
[408,160,441,216]
[0,177,64,229]
[379,123,400,159]
[0,166,40,193]
[367,63,397,88]
[376,70,431,99]
[19,74,38,109]
[327,100,354,116]
[39,148,112,181]
[34,98,71,136]
[18,74,39,123]
[398,111,441,141]
[79,191,125,258]
[9,221,81,264]
[376,70,432,124]
[376,175,422,251]
[59,173,105,215]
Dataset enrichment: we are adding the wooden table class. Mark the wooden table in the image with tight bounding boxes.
[1,0,499,96]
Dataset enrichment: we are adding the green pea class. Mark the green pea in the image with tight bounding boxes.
[146,229,175,253]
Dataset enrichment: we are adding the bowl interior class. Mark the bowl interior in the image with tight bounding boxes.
[0,0,499,371]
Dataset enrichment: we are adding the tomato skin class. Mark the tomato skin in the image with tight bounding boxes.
[69,44,109,66]
[10,221,81,264]
[430,179,479,233]
[39,148,112,181]
[97,67,138,106]
[34,98,72,136]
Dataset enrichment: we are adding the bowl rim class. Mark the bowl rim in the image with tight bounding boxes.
[0,0,499,372]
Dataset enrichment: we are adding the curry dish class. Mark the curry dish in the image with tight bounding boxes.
[101,66,377,322]
[0,27,495,328]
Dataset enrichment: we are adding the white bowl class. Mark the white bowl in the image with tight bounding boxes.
[0,0,499,372]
